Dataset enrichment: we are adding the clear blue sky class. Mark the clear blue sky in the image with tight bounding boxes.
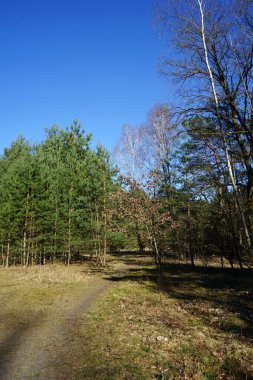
[0,0,169,154]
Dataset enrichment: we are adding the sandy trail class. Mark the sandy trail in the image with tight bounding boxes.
[0,274,113,380]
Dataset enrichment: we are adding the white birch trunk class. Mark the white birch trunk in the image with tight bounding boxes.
[197,0,253,259]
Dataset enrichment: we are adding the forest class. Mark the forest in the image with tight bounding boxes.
[1,0,253,271]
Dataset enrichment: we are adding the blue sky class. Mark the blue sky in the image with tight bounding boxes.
[0,0,170,154]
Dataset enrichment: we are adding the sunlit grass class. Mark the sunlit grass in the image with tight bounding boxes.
[76,260,253,380]
[0,258,252,379]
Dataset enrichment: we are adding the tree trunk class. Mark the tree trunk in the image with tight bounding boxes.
[102,180,107,266]
[197,0,253,260]
[67,207,72,266]
[1,243,5,266]
[187,201,195,266]
[6,236,10,268]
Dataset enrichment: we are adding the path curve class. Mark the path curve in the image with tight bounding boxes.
[0,275,112,380]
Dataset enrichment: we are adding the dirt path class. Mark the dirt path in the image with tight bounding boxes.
[0,273,114,380]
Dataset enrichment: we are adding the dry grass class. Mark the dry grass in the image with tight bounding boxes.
[0,263,88,286]
[0,258,253,379]
[0,264,90,340]
[0,263,110,380]
[75,259,253,380]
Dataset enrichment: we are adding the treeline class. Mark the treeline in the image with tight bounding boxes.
[112,0,253,269]
[113,105,253,269]
[1,0,253,269]
[0,123,117,266]
[1,113,253,269]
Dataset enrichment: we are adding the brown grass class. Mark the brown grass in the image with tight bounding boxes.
[0,257,253,379]
[75,255,253,379]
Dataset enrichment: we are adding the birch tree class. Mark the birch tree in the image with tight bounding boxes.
[156,0,253,260]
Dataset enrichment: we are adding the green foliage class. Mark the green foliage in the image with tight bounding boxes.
[107,232,127,253]
[0,123,117,266]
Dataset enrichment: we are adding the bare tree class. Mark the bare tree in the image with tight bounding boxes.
[114,106,176,254]
[144,104,178,187]
[156,0,253,259]
[114,124,145,181]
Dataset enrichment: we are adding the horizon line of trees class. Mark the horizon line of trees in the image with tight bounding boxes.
[0,122,119,267]
[1,110,253,270]
[1,0,253,270]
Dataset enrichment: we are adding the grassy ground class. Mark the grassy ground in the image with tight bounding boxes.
[0,264,92,377]
[76,253,253,380]
[0,256,253,379]
[0,264,89,329]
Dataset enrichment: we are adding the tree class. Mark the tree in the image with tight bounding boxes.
[0,122,118,267]
[156,0,253,261]
[114,124,146,181]
[114,105,178,254]
[80,145,117,266]
[0,137,35,266]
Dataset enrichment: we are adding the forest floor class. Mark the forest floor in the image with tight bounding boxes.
[0,253,253,379]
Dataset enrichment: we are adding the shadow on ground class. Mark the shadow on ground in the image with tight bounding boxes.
[110,250,153,266]
[0,316,44,380]
[107,252,253,341]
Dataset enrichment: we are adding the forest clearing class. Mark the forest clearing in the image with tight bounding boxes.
[1,0,253,379]
[0,253,252,380]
